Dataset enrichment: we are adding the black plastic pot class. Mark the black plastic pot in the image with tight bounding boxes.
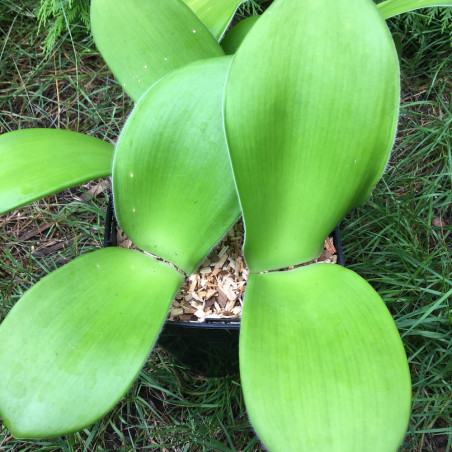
[104,197,344,376]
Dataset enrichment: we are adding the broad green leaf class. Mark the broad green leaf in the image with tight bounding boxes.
[0,248,183,438]
[91,0,224,102]
[182,0,245,40]
[224,0,400,272]
[113,56,240,275]
[221,15,259,54]
[0,129,113,215]
[240,264,411,452]
[377,0,452,18]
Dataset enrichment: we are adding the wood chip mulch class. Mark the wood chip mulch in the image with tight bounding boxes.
[167,219,338,323]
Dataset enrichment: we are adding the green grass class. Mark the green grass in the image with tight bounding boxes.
[342,16,451,449]
[1,2,451,451]
[342,97,452,451]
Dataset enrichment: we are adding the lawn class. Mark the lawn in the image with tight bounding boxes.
[0,1,450,451]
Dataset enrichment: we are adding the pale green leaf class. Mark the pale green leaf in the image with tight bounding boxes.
[377,0,452,18]
[224,0,400,272]
[113,56,240,274]
[240,264,411,452]
[221,15,259,54]
[91,0,224,102]
[0,129,113,215]
[182,0,246,40]
[0,248,183,438]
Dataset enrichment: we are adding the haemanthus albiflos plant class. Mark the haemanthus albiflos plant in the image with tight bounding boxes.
[0,0,451,450]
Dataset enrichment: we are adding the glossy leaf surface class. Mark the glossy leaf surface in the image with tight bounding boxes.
[221,15,259,54]
[113,56,240,274]
[377,0,452,18]
[0,129,113,215]
[224,0,400,272]
[183,0,245,40]
[91,0,224,102]
[0,248,183,438]
[240,264,411,452]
